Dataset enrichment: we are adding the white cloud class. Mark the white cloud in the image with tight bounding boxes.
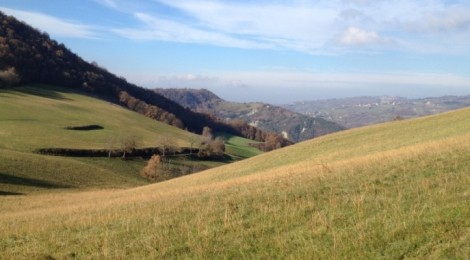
[0,7,97,38]
[125,73,223,90]
[338,27,388,46]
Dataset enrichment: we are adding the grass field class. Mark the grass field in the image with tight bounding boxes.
[0,85,261,194]
[217,133,263,159]
[0,104,469,258]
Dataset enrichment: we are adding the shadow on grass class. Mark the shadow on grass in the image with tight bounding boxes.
[0,172,74,189]
[12,86,72,100]
[0,190,23,196]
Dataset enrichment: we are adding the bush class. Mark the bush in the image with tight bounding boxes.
[140,155,177,182]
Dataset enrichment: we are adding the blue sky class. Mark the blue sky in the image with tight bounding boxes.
[1,0,470,103]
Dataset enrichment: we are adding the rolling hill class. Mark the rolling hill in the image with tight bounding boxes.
[284,95,470,128]
[154,88,344,142]
[0,11,288,147]
[0,85,262,194]
[1,106,468,258]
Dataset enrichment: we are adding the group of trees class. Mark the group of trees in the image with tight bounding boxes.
[105,134,141,159]
[197,127,225,159]
[119,91,184,128]
[140,126,225,182]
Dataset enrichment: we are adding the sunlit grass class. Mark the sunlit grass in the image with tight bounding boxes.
[218,133,262,159]
[0,107,469,258]
[0,85,197,151]
[0,85,262,193]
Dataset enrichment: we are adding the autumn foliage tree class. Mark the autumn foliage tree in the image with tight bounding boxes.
[0,67,20,87]
[140,155,167,181]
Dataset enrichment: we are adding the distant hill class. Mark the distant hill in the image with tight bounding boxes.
[284,95,470,128]
[154,88,344,142]
[0,11,289,149]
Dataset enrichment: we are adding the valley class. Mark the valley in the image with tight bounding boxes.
[154,88,344,142]
[0,7,469,259]
[285,95,470,128]
[0,85,261,194]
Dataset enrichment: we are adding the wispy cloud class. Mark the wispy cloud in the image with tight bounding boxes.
[106,0,470,55]
[151,0,338,53]
[112,12,271,49]
[94,0,119,10]
[0,7,98,39]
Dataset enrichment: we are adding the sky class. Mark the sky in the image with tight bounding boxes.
[1,0,470,103]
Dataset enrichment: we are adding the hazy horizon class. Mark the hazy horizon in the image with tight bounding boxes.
[1,0,469,103]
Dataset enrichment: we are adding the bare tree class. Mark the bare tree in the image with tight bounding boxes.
[198,136,225,159]
[120,134,139,159]
[201,126,213,142]
[105,135,119,158]
[188,135,199,154]
[157,136,178,157]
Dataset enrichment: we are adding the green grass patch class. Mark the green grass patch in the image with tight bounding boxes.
[217,133,262,159]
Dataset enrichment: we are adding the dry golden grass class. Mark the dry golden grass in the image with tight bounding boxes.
[1,108,470,258]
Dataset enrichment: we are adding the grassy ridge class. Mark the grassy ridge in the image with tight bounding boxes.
[0,107,469,258]
[0,85,262,193]
[0,85,196,151]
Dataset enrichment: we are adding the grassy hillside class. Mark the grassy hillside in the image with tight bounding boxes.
[0,85,260,194]
[1,107,469,258]
[0,85,196,151]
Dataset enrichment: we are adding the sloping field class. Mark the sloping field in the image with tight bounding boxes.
[0,85,196,151]
[0,107,469,258]
[0,85,199,193]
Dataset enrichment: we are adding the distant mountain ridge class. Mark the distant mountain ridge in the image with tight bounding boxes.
[284,95,470,128]
[154,88,345,142]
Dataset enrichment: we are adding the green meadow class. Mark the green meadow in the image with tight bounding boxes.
[0,85,261,194]
[0,90,468,258]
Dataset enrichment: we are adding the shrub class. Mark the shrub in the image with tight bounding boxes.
[140,155,173,182]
